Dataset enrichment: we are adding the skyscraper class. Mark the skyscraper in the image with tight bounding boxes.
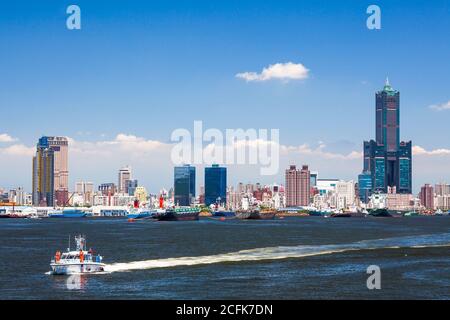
[420,184,434,209]
[285,165,310,207]
[32,137,55,206]
[204,164,227,206]
[299,165,311,206]
[118,166,132,194]
[46,137,69,206]
[31,136,68,206]
[174,165,196,206]
[363,79,412,194]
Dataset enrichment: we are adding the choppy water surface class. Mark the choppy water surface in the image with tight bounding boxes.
[0,216,449,299]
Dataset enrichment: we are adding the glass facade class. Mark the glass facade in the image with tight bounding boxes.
[32,138,55,206]
[399,158,410,190]
[358,172,372,203]
[174,165,196,206]
[363,81,412,194]
[126,179,138,196]
[204,164,227,206]
[374,158,385,190]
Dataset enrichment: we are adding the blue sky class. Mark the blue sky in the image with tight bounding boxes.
[0,0,449,193]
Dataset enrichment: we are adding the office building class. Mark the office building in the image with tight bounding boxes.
[174,165,196,206]
[204,164,227,206]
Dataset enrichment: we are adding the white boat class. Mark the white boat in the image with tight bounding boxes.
[49,235,105,275]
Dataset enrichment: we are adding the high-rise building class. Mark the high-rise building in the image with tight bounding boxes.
[126,179,138,196]
[204,164,227,206]
[98,183,116,196]
[435,183,450,196]
[134,186,148,203]
[174,165,196,206]
[32,137,55,206]
[363,79,412,194]
[32,136,69,206]
[358,171,373,203]
[285,165,299,207]
[46,137,69,206]
[118,166,132,194]
[285,165,310,207]
[420,184,434,209]
[310,171,318,187]
[299,165,311,206]
[75,181,94,206]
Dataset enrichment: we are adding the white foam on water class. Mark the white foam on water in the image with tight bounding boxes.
[104,233,450,273]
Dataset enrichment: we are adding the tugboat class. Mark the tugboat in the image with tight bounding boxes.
[49,235,105,275]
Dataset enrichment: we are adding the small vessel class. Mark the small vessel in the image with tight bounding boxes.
[154,207,200,221]
[236,210,276,220]
[0,207,30,218]
[308,210,326,217]
[211,210,235,217]
[404,210,418,217]
[235,210,255,219]
[331,212,352,218]
[48,209,87,218]
[368,208,392,217]
[49,235,105,275]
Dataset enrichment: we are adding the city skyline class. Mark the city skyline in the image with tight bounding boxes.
[1,1,450,193]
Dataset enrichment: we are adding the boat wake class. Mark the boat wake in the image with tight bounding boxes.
[104,233,450,273]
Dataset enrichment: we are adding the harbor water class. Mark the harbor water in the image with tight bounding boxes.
[0,216,449,299]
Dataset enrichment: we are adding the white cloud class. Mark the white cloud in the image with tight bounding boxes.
[429,100,450,111]
[2,133,450,193]
[0,144,34,157]
[280,143,362,160]
[236,62,310,82]
[68,134,171,158]
[0,133,17,143]
[413,145,450,156]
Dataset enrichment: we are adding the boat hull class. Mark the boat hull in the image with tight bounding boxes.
[50,262,105,275]
[127,213,152,219]
[49,213,87,218]
[0,214,29,218]
[330,213,352,218]
[211,211,235,217]
[236,211,275,220]
[155,210,199,221]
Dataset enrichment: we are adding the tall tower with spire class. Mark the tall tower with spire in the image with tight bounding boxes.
[362,79,412,196]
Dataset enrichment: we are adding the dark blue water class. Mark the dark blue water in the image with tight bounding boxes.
[0,216,449,299]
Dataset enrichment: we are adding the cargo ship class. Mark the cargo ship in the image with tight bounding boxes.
[154,207,200,221]
[48,209,87,218]
[127,209,157,220]
[127,200,157,219]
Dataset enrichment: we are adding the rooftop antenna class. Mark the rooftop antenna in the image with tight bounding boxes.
[385,77,390,86]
